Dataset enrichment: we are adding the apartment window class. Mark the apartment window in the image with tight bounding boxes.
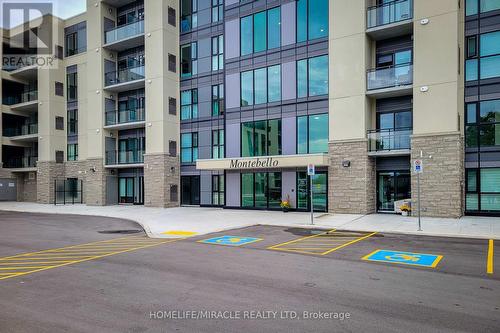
[466,0,500,16]
[55,116,64,130]
[65,21,87,57]
[55,150,64,163]
[240,7,281,56]
[55,45,63,59]
[181,42,197,78]
[67,144,78,161]
[466,30,500,81]
[212,129,225,158]
[67,71,77,101]
[169,97,177,115]
[466,168,500,212]
[168,7,176,26]
[212,84,224,116]
[168,54,176,72]
[212,0,224,23]
[55,82,64,96]
[297,0,328,42]
[68,109,78,135]
[181,89,198,120]
[240,65,281,106]
[181,0,198,32]
[169,140,177,157]
[465,99,500,148]
[297,114,329,154]
[297,55,329,98]
[181,132,198,163]
[212,175,225,206]
[212,35,224,71]
[241,119,281,157]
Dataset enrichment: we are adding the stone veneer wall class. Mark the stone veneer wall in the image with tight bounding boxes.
[411,133,464,218]
[328,139,376,214]
[144,153,180,208]
[17,173,37,202]
[37,161,65,204]
[84,158,109,206]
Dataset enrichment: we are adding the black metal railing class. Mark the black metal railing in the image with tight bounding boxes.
[3,156,38,168]
[367,0,413,29]
[368,127,412,152]
[105,108,145,126]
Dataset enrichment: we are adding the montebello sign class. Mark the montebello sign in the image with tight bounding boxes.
[229,157,279,169]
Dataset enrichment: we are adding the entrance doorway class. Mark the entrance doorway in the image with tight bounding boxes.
[241,172,282,209]
[118,176,144,204]
[377,171,410,212]
[296,171,328,212]
[181,176,200,205]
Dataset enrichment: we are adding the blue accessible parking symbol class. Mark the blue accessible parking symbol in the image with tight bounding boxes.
[362,250,443,268]
[199,236,262,247]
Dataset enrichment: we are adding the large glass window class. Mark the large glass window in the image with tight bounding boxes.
[67,109,78,136]
[181,0,197,32]
[466,168,500,212]
[241,172,282,209]
[212,84,224,116]
[181,89,198,120]
[67,71,77,101]
[65,22,86,57]
[212,175,225,206]
[297,55,329,98]
[67,144,78,161]
[465,99,500,148]
[297,114,328,154]
[212,0,224,23]
[241,119,282,157]
[181,42,197,78]
[212,35,224,71]
[240,65,281,106]
[212,129,224,158]
[181,132,198,163]
[466,31,500,81]
[296,0,328,42]
[466,0,500,16]
[240,8,281,56]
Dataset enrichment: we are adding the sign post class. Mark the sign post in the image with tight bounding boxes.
[307,164,315,225]
[413,159,423,231]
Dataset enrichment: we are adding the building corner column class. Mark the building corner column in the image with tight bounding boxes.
[144,153,180,208]
[328,139,376,214]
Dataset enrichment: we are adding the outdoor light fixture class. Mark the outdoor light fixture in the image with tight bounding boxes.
[420,18,429,25]
[342,160,351,168]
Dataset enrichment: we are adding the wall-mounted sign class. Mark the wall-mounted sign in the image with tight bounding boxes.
[229,158,279,169]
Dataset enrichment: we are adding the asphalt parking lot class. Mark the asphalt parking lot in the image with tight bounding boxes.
[0,211,499,333]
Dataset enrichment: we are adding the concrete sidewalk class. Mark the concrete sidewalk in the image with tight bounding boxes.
[0,202,499,240]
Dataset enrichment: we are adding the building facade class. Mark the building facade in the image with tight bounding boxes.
[0,0,499,217]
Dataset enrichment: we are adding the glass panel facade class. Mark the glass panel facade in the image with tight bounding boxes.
[181,132,198,163]
[297,114,329,154]
[253,12,267,53]
[240,65,281,105]
[467,0,500,15]
[241,120,282,157]
[241,173,254,207]
[297,0,328,42]
[241,172,282,209]
[297,56,329,98]
[467,31,500,81]
[267,7,281,50]
[181,89,198,120]
[240,15,253,56]
[254,68,267,104]
[241,71,253,106]
[240,8,281,56]
[466,168,500,212]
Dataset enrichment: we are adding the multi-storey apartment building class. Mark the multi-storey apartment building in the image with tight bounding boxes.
[0,0,499,217]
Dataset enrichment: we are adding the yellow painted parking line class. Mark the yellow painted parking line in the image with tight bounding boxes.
[487,239,494,275]
[269,230,376,256]
[162,230,198,236]
[0,236,182,281]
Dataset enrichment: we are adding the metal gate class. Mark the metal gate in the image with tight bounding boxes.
[0,178,17,201]
[54,179,83,205]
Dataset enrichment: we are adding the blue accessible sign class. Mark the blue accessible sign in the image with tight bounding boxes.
[362,249,443,268]
[199,236,262,247]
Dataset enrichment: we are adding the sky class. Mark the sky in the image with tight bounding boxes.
[0,0,87,28]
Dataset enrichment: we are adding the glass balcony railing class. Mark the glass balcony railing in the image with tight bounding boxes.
[3,123,38,137]
[105,108,145,126]
[105,65,145,86]
[367,0,413,29]
[105,149,144,165]
[2,91,38,105]
[367,64,413,90]
[368,128,412,152]
[105,19,144,44]
[3,156,38,168]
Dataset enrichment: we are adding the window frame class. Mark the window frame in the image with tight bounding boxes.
[180,132,199,164]
[296,55,329,98]
[296,113,329,154]
[180,89,198,120]
[240,64,282,106]
[212,129,225,159]
[212,84,224,116]
[211,35,224,71]
[240,119,282,157]
[240,7,281,56]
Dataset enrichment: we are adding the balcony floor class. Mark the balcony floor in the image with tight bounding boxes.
[104,79,145,93]
[104,121,145,131]
[366,85,413,99]
[366,19,413,40]
[368,149,411,157]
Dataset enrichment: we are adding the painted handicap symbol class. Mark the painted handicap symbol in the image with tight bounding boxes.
[385,253,421,262]
[362,249,443,268]
[199,236,262,247]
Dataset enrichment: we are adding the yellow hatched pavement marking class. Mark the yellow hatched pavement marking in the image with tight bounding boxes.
[268,230,377,256]
[0,236,181,281]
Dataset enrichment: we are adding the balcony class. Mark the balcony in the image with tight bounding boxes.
[3,91,38,112]
[368,128,411,156]
[366,64,413,98]
[4,64,38,80]
[105,149,144,167]
[104,20,145,51]
[104,108,145,130]
[3,123,38,141]
[3,156,38,169]
[104,66,145,92]
[366,0,413,40]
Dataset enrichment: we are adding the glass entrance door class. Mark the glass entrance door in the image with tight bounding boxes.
[181,176,200,205]
[377,171,411,212]
[119,177,134,204]
[241,172,282,209]
[296,171,328,212]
